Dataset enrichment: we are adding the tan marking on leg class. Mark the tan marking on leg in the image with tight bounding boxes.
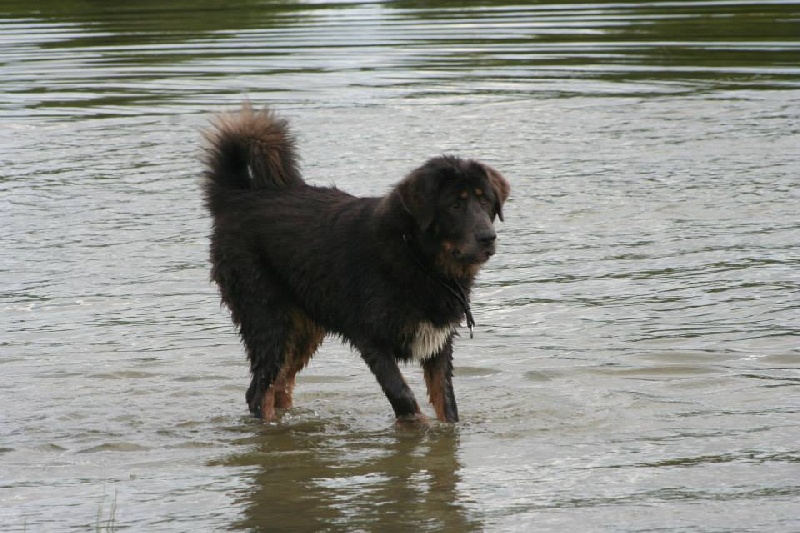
[275,309,325,411]
[273,370,296,409]
[424,364,446,422]
[260,385,277,422]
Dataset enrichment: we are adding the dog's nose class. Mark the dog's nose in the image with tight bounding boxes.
[476,229,497,246]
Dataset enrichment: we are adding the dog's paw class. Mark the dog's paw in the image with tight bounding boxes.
[394,413,430,430]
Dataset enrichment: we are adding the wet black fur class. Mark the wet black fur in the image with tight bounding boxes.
[203,104,509,422]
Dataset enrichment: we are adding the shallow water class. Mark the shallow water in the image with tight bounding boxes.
[1,1,799,531]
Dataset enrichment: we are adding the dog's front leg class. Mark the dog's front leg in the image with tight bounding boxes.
[362,349,423,421]
[422,337,459,423]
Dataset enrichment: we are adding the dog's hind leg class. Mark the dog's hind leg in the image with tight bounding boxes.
[274,310,325,409]
[422,337,459,423]
[243,320,288,421]
[271,369,294,410]
[212,256,293,421]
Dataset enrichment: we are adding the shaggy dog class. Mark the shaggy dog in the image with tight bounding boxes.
[203,105,509,423]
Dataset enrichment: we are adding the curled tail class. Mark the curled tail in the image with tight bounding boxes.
[203,104,302,207]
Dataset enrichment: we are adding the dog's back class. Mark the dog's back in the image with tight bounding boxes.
[203,106,381,330]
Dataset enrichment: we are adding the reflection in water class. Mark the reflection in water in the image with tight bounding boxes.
[1,0,798,118]
[224,421,477,531]
[0,0,303,35]
[386,0,800,93]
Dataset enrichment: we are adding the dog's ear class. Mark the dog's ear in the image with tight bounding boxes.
[481,163,510,222]
[395,168,438,231]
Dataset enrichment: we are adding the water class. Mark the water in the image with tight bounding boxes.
[1,1,798,530]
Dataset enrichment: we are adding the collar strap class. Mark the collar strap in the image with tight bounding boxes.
[402,234,475,338]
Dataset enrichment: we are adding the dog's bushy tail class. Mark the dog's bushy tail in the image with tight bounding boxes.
[203,104,302,204]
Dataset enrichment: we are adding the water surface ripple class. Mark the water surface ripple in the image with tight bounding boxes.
[1,1,798,531]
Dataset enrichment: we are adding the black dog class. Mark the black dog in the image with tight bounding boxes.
[203,104,509,423]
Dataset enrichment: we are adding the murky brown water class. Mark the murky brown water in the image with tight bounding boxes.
[1,1,799,531]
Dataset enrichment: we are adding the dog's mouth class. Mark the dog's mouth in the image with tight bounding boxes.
[452,246,494,265]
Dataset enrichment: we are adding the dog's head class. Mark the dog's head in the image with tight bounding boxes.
[395,155,510,278]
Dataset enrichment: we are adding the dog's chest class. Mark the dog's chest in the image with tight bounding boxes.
[408,322,454,361]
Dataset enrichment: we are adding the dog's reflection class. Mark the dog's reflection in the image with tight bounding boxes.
[229,418,479,531]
